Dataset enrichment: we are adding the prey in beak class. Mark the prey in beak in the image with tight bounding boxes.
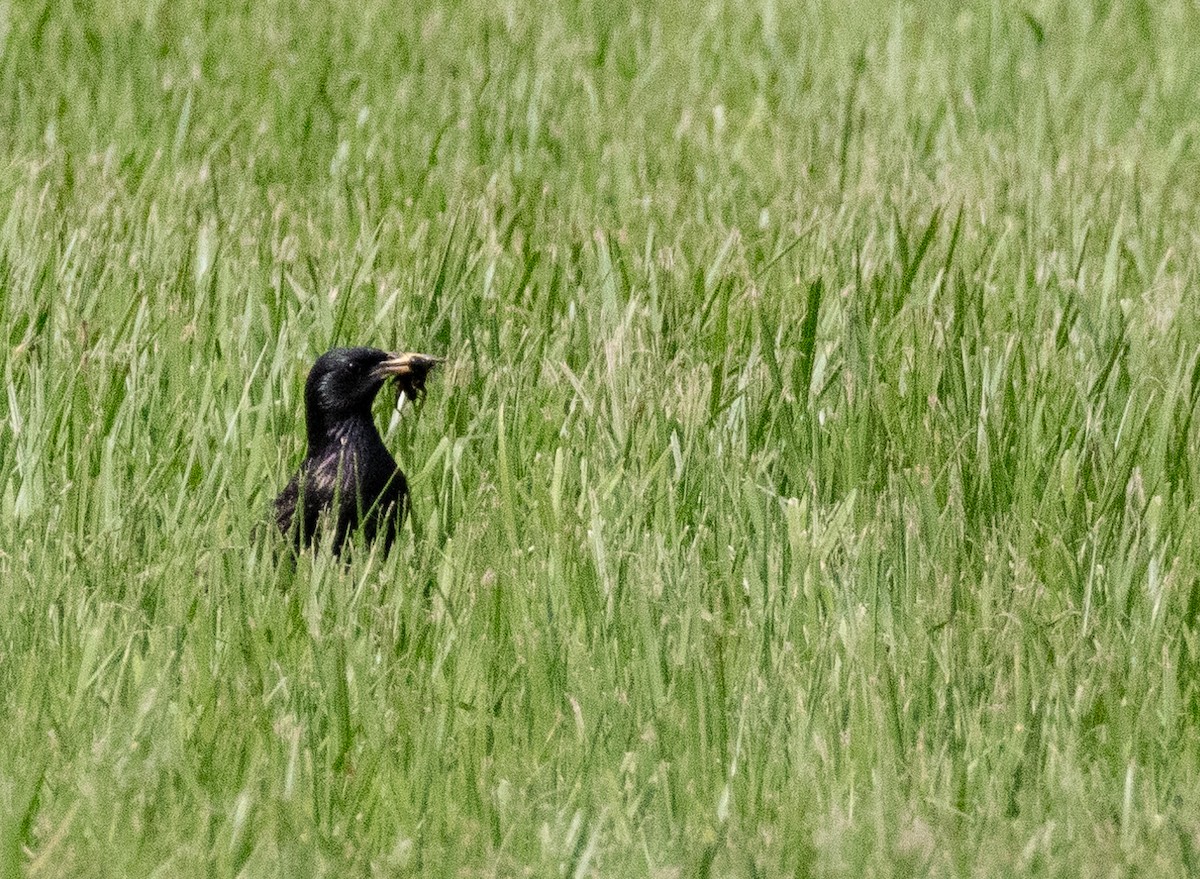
[372,352,444,412]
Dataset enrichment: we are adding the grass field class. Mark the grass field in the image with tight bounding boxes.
[3,0,1200,874]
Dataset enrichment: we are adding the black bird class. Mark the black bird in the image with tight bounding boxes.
[274,347,442,554]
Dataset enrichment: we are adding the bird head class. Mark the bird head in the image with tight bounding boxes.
[304,347,443,434]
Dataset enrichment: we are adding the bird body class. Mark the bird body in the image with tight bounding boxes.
[274,347,441,554]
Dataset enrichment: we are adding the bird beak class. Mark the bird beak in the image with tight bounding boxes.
[372,352,444,403]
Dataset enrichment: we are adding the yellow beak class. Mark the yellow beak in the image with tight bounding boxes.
[371,352,445,399]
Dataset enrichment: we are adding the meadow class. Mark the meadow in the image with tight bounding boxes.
[3,0,1200,874]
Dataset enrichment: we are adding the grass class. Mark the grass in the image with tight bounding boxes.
[3,0,1200,874]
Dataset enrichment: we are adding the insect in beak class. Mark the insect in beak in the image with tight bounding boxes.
[372,352,444,405]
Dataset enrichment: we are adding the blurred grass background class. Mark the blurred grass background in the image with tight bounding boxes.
[4,0,1200,874]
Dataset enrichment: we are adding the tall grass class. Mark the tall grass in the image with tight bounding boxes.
[3,0,1200,874]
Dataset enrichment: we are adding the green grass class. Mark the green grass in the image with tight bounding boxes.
[3,0,1200,874]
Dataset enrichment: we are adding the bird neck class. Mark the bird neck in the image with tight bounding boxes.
[306,409,380,455]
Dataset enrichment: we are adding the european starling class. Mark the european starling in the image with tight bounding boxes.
[274,347,442,554]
